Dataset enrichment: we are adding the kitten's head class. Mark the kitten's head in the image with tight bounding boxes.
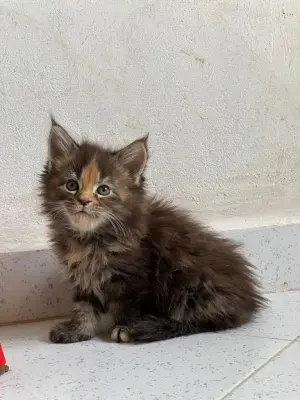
[40,118,148,234]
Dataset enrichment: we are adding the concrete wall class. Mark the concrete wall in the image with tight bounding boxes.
[1,0,300,252]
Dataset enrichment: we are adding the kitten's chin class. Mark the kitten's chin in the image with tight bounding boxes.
[67,212,104,233]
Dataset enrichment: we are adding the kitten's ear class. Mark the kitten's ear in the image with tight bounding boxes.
[48,117,78,169]
[116,136,148,182]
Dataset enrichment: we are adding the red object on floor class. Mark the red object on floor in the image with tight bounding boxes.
[0,344,6,366]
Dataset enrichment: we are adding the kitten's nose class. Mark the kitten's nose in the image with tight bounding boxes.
[78,196,92,206]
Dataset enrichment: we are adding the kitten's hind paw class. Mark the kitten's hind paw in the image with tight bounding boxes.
[49,321,92,344]
[111,326,135,343]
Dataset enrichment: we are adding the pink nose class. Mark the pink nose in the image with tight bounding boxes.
[78,196,92,206]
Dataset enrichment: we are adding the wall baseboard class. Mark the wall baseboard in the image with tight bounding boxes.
[1,222,299,324]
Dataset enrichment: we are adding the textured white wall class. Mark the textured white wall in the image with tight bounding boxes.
[0,0,300,251]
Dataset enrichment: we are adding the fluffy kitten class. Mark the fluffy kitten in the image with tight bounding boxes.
[40,118,265,344]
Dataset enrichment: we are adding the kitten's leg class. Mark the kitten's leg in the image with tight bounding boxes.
[111,326,134,343]
[110,310,142,343]
[50,292,115,344]
[111,288,264,343]
[50,301,98,343]
[110,314,226,343]
[110,318,189,343]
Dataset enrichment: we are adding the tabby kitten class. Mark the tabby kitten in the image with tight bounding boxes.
[40,118,264,344]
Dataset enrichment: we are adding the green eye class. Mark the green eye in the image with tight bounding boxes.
[65,180,79,192]
[96,185,111,196]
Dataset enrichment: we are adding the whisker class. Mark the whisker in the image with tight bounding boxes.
[106,213,130,240]
[106,215,122,239]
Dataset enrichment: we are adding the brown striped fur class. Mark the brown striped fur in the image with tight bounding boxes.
[40,118,265,344]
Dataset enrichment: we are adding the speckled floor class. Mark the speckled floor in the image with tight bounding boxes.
[0,292,300,400]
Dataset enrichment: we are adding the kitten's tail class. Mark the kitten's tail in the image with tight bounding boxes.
[131,316,215,343]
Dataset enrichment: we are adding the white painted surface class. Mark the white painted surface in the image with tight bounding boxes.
[226,342,300,400]
[0,1,300,251]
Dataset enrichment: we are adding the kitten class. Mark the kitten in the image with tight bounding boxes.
[40,118,265,344]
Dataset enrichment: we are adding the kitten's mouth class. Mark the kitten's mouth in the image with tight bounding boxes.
[69,209,93,221]
[75,209,91,216]
[66,207,107,233]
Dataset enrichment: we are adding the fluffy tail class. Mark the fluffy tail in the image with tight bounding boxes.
[131,316,217,343]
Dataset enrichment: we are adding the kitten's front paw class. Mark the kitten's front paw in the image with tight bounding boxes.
[49,321,92,344]
[111,326,135,343]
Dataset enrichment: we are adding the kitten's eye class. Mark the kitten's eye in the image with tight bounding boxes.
[96,185,111,196]
[65,180,79,192]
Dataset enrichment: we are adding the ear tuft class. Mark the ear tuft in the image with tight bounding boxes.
[48,117,78,169]
[116,136,148,182]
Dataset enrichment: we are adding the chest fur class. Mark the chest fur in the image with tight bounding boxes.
[59,241,111,295]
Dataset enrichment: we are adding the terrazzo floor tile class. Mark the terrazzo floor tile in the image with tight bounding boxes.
[229,291,300,340]
[0,320,288,400]
[225,341,300,400]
